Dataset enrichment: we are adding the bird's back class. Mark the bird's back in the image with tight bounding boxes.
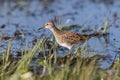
[56,31,96,44]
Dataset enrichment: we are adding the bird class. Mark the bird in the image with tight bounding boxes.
[39,21,99,54]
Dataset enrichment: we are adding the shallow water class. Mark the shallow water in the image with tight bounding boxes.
[0,0,120,68]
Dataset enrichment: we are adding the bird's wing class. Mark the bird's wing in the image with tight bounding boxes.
[61,32,86,44]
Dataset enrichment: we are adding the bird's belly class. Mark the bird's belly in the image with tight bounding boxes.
[56,39,72,49]
[59,43,72,50]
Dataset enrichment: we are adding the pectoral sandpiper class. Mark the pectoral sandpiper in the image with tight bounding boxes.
[39,21,99,54]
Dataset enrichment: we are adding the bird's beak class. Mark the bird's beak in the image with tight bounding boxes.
[38,26,45,30]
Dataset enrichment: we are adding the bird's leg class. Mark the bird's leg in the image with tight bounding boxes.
[69,49,72,55]
[76,47,82,56]
[68,49,73,59]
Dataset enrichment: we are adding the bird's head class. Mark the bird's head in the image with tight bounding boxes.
[39,21,55,30]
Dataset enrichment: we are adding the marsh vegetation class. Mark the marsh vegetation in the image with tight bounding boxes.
[0,0,120,80]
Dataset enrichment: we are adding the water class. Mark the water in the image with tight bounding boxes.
[0,0,120,68]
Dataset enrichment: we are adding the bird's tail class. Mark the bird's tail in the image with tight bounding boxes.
[88,33,100,37]
[82,32,108,39]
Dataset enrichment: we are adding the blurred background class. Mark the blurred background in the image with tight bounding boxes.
[0,0,120,68]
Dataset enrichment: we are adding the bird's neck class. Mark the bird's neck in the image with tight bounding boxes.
[49,26,61,37]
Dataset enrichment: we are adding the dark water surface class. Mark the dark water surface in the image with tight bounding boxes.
[0,0,120,68]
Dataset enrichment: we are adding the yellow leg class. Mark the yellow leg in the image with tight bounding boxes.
[69,49,72,55]
[68,49,73,60]
[76,48,82,56]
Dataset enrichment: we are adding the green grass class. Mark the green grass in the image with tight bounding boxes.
[0,16,119,80]
[0,36,119,80]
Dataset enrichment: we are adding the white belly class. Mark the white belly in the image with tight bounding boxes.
[55,38,72,50]
[59,43,72,50]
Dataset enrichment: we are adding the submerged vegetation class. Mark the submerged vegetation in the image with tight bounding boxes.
[0,17,120,80]
[0,0,120,80]
[0,37,120,80]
